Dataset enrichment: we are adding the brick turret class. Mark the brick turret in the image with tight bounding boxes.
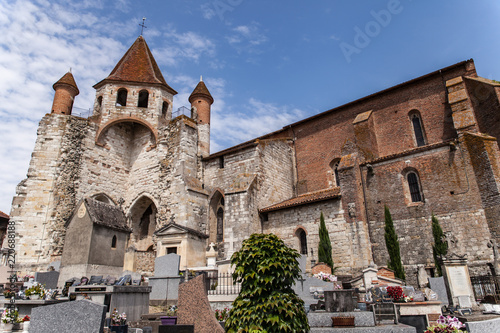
[51,72,79,115]
[189,76,213,157]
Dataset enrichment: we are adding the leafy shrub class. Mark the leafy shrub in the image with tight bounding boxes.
[225,233,309,333]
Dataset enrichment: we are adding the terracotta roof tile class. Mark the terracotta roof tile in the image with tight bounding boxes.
[189,79,213,104]
[0,211,9,220]
[260,188,341,213]
[53,72,79,95]
[94,36,177,95]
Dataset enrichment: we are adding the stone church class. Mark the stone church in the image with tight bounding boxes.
[8,35,500,286]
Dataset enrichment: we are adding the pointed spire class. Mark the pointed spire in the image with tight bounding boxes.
[93,36,177,95]
[189,77,213,104]
[53,72,79,95]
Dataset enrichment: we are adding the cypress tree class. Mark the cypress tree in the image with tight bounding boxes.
[318,212,334,269]
[384,205,405,280]
[431,214,447,276]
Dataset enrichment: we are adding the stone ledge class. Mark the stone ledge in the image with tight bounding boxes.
[310,323,416,332]
[308,311,375,327]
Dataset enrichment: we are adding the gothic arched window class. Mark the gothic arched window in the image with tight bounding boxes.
[407,171,423,202]
[216,207,224,242]
[329,159,341,187]
[111,235,117,249]
[410,111,426,147]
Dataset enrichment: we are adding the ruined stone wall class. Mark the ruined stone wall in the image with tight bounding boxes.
[157,116,207,231]
[10,114,88,268]
[262,199,372,276]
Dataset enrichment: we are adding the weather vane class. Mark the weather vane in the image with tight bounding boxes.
[139,17,147,35]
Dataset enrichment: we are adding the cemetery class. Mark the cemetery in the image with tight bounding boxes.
[0,232,499,332]
[4,30,500,333]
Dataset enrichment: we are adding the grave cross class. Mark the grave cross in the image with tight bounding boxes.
[296,275,306,291]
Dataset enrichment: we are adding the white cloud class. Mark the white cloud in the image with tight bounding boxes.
[153,30,216,67]
[227,22,268,47]
[210,97,306,152]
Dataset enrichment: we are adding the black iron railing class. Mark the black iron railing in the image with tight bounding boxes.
[470,275,500,302]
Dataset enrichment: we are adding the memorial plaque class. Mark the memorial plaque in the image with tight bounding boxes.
[75,287,107,292]
[446,266,471,295]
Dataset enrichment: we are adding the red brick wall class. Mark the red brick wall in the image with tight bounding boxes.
[269,62,474,195]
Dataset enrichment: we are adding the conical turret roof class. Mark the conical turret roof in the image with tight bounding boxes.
[94,36,177,95]
[53,72,79,95]
[189,77,213,104]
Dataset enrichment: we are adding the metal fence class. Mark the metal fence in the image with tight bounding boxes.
[206,271,241,295]
[172,106,192,119]
[179,270,241,295]
[470,275,500,302]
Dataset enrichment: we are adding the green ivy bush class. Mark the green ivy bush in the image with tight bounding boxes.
[225,233,309,333]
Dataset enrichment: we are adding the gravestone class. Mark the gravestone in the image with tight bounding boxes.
[115,274,132,286]
[324,290,358,312]
[293,255,338,308]
[428,276,449,306]
[35,271,60,289]
[30,299,106,333]
[122,270,142,286]
[412,290,425,302]
[177,275,224,333]
[149,254,182,304]
[88,275,103,285]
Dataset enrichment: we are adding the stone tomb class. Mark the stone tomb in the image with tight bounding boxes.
[30,299,106,333]
[149,253,182,305]
[440,256,475,307]
[68,285,151,322]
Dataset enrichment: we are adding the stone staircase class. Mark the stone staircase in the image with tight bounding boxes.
[308,311,416,332]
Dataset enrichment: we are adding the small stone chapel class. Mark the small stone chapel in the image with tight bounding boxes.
[8,34,500,286]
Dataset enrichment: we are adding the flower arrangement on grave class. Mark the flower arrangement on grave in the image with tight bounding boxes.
[22,275,34,282]
[215,307,229,321]
[24,283,46,299]
[386,286,405,302]
[110,308,127,326]
[3,289,14,299]
[165,305,177,317]
[313,272,342,289]
[21,315,29,322]
[1,308,22,323]
[424,315,466,332]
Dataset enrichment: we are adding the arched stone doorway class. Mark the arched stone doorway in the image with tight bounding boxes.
[127,195,157,274]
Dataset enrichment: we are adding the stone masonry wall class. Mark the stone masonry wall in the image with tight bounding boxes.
[364,143,494,285]
[10,114,88,268]
[262,199,371,276]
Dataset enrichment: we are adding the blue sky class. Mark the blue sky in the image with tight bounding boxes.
[1,0,499,213]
